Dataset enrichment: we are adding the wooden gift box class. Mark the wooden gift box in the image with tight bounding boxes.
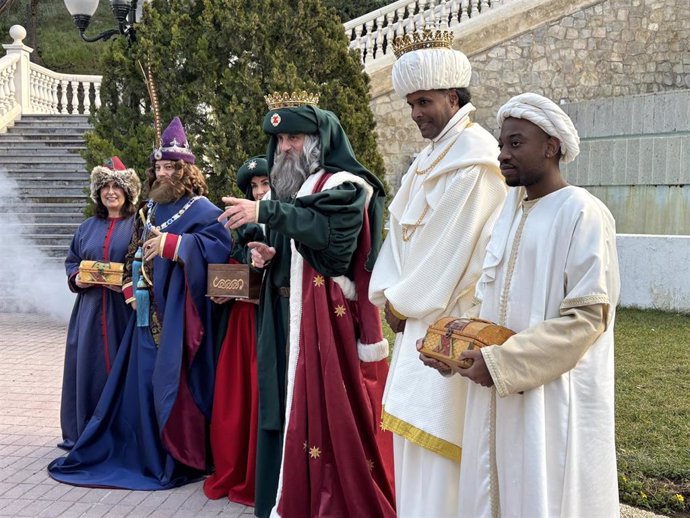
[78,260,125,286]
[207,263,262,299]
[419,317,515,370]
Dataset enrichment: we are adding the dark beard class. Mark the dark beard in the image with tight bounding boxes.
[148,174,186,204]
[271,150,309,201]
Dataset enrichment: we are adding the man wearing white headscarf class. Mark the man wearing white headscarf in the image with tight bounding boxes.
[369,29,507,517]
[432,92,620,517]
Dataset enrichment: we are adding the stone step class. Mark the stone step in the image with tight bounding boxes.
[4,222,81,234]
[0,165,86,178]
[5,172,89,180]
[3,166,89,175]
[0,201,87,213]
[0,134,87,143]
[16,186,87,197]
[10,194,87,204]
[4,213,85,224]
[13,118,90,127]
[11,178,89,189]
[2,131,84,142]
[0,243,70,258]
[17,233,73,245]
[18,115,89,123]
[8,125,92,134]
[0,154,85,162]
[0,139,86,147]
[0,146,85,155]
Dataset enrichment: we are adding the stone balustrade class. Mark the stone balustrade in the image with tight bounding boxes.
[0,25,102,132]
[344,0,508,69]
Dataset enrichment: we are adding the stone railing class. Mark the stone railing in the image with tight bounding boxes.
[0,25,102,132]
[344,0,509,69]
[0,52,20,131]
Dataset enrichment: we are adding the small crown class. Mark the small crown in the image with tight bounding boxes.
[265,91,320,110]
[392,28,454,58]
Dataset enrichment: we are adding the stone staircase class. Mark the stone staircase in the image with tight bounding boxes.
[0,115,90,260]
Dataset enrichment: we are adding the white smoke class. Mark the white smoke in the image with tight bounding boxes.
[0,168,75,322]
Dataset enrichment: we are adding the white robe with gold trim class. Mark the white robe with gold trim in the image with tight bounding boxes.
[459,185,620,518]
[369,104,507,517]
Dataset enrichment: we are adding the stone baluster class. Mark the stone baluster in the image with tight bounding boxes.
[29,72,38,112]
[396,6,407,37]
[49,76,58,112]
[41,74,50,112]
[459,0,469,22]
[406,2,417,33]
[364,19,375,63]
[59,79,68,114]
[0,70,7,114]
[353,24,364,62]
[71,80,79,114]
[439,0,449,29]
[375,15,385,59]
[383,10,396,55]
[479,0,489,12]
[83,83,91,115]
[94,81,102,112]
[447,0,459,27]
[0,67,10,114]
[469,0,478,17]
[417,0,428,28]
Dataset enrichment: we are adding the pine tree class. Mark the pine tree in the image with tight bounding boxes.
[84,0,386,204]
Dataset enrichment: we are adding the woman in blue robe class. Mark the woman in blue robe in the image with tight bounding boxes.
[49,117,232,490]
[59,157,141,451]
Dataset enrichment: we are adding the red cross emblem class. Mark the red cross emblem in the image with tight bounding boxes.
[271,113,281,127]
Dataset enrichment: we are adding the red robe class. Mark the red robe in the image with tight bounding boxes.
[273,172,395,518]
[203,300,259,505]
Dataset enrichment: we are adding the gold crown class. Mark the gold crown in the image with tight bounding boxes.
[392,28,454,58]
[265,91,320,110]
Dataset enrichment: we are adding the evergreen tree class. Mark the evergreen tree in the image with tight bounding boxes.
[84,0,386,204]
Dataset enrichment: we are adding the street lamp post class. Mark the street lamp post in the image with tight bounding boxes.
[63,0,146,45]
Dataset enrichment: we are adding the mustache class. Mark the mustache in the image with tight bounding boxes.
[148,173,185,203]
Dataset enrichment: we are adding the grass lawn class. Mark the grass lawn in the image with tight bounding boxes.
[615,308,690,516]
[383,308,690,516]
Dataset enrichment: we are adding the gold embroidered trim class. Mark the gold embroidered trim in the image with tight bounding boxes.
[483,347,508,398]
[560,295,609,310]
[498,204,534,326]
[381,409,462,462]
[489,387,501,518]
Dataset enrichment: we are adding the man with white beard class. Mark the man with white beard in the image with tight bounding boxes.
[219,93,395,518]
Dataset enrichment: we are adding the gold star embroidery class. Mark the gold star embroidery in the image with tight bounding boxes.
[380,420,387,431]
[309,446,321,459]
[367,458,374,471]
[313,275,325,287]
[334,305,347,317]
[303,441,308,451]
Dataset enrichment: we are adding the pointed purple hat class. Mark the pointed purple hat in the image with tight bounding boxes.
[150,116,196,164]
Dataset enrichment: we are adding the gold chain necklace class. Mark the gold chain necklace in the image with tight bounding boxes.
[415,134,460,175]
[401,204,429,242]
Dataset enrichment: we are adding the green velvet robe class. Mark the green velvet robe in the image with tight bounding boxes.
[253,182,367,518]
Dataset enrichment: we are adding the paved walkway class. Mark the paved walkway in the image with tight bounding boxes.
[0,313,251,517]
[0,312,666,517]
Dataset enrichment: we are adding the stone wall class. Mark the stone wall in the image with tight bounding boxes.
[617,234,690,312]
[560,90,690,234]
[369,0,690,195]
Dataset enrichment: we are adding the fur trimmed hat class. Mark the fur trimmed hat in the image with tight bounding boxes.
[90,156,141,204]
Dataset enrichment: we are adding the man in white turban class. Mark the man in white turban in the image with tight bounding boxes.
[369,28,507,517]
[425,92,621,517]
